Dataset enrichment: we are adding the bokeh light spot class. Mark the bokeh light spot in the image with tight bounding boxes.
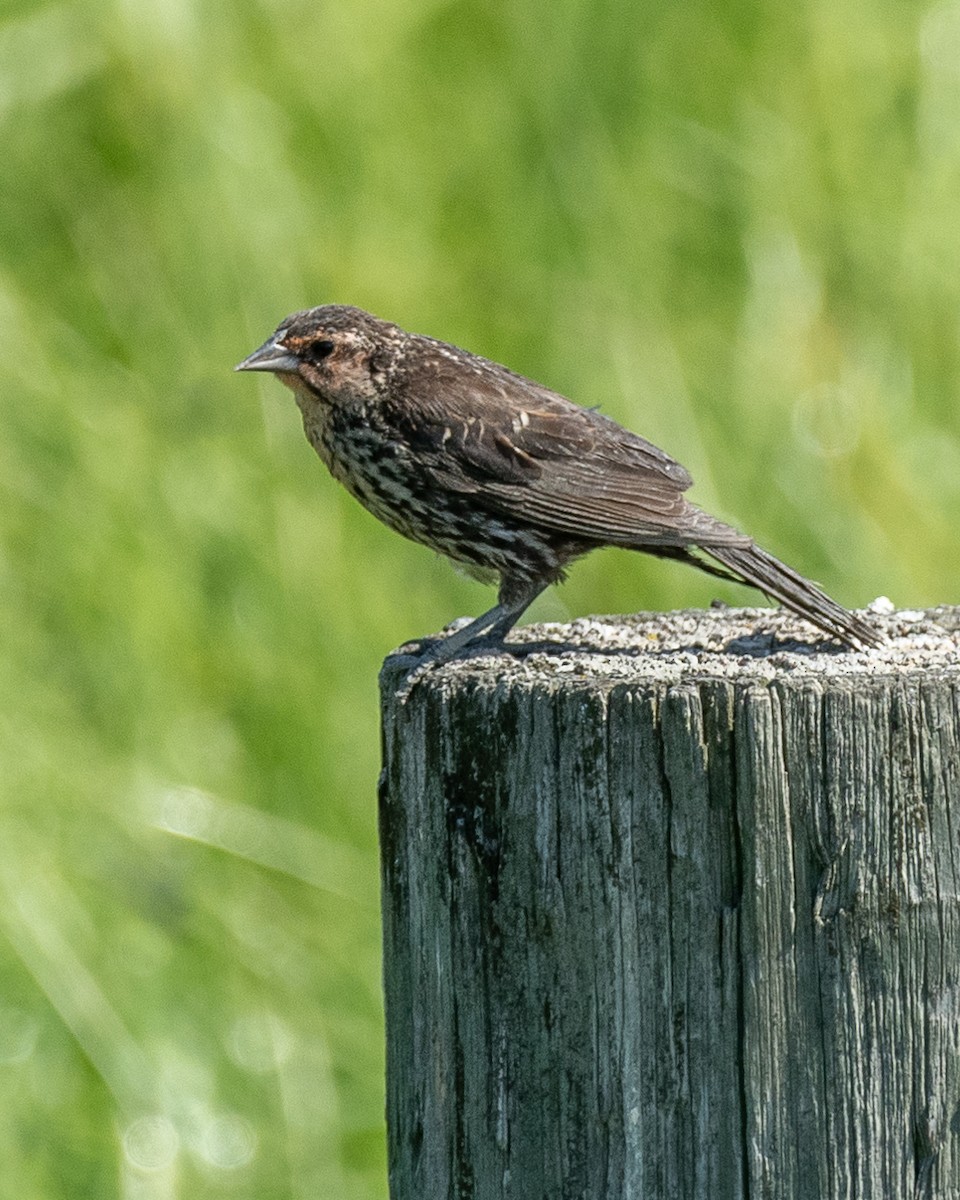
[226,1011,294,1073]
[197,1113,257,1170]
[122,1115,180,1172]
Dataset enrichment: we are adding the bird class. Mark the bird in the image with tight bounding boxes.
[236,305,879,659]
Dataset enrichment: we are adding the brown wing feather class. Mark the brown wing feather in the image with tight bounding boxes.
[390,346,747,548]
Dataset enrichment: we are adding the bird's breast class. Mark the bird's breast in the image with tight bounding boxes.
[300,401,422,529]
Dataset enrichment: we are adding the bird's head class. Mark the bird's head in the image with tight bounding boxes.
[236,305,401,404]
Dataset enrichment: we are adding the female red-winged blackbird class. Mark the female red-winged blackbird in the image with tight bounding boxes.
[237,305,879,659]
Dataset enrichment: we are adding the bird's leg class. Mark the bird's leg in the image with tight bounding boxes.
[428,578,546,663]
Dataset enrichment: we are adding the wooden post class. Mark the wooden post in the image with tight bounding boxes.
[378,608,960,1200]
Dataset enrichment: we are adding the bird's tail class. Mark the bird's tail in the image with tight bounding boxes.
[705,541,881,649]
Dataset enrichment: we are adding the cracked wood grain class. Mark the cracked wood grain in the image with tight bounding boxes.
[379,618,960,1200]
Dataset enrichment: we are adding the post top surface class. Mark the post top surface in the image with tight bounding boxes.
[383,605,960,694]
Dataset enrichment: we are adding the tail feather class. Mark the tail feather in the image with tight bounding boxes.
[704,542,881,649]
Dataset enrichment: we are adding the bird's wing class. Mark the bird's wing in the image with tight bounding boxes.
[390,352,745,547]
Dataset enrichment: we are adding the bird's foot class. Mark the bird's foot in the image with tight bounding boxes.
[389,624,520,702]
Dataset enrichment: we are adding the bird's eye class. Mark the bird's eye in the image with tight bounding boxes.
[312,340,335,361]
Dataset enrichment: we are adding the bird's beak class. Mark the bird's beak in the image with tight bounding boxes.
[235,336,301,374]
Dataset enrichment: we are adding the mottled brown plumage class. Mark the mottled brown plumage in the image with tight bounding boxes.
[237,305,879,658]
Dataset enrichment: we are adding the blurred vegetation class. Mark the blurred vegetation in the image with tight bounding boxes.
[0,0,958,1195]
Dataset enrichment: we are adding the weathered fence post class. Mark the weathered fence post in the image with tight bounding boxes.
[378,608,960,1200]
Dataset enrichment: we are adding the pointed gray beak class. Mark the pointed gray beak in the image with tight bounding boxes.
[235,335,301,374]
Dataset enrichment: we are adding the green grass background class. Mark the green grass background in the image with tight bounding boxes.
[1,0,958,1195]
